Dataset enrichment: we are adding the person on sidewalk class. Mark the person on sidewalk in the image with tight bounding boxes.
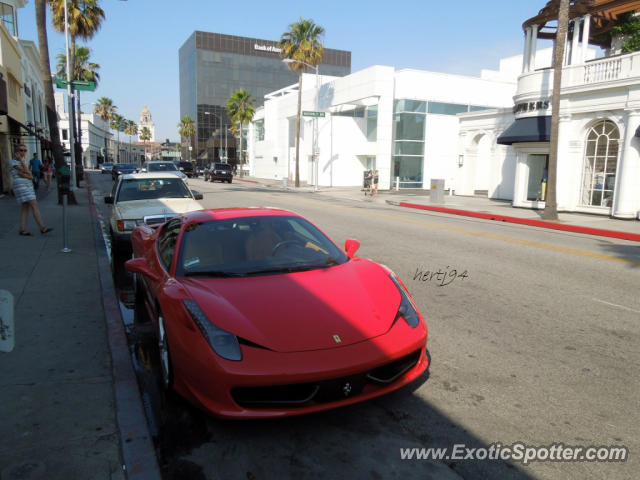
[43,155,54,190]
[10,144,53,236]
[29,152,42,191]
[373,170,379,196]
[364,169,372,196]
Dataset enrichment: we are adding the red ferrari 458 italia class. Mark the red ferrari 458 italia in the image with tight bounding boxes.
[125,207,429,419]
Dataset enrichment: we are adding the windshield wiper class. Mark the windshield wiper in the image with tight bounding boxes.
[245,263,334,275]
[184,270,246,277]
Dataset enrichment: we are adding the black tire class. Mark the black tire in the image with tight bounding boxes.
[228,179,232,183]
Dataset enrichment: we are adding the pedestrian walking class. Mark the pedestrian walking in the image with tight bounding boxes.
[364,169,372,196]
[373,170,379,195]
[29,152,42,190]
[43,155,54,190]
[10,144,53,236]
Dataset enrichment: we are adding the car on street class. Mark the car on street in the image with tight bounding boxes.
[142,161,188,182]
[205,162,233,183]
[105,173,203,261]
[111,163,138,181]
[100,162,114,174]
[177,161,197,178]
[125,208,430,419]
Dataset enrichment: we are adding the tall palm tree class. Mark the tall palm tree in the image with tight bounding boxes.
[110,113,125,162]
[56,46,100,153]
[49,0,105,173]
[35,0,64,169]
[178,116,196,162]
[124,120,138,163]
[93,97,116,162]
[226,90,256,177]
[543,0,570,220]
[139,127,151,162]
[35,0,76,203]
[279,18,324,187]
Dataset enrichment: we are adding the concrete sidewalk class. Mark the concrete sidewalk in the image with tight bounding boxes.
[235,176,640,242]
[0,181,158,479]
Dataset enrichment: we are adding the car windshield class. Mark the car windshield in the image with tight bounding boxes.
[177,215,348,277]
[214,163,231,170]
[148,162,178,172]
[103,163,113,168]
[116,177,192,202]
[115,163,137,170]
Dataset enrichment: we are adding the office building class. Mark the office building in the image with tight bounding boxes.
[178,31,350,164]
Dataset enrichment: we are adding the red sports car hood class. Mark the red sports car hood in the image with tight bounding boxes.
[181,259,402,353]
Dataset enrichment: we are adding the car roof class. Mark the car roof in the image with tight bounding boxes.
[120,172,187,180]
[179,207,299,224]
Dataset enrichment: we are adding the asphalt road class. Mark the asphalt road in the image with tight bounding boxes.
[93,173,639,480]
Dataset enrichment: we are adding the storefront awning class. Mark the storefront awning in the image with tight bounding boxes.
[497,116,551,145]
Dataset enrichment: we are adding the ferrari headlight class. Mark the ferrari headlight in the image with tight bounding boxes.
[183,300,242,361]
[390,274,421,328]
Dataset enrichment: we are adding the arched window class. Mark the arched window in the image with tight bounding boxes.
[581,120,619,207]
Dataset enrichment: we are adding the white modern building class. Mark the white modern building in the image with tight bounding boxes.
[249,64,519,191]
[459,0,640,219]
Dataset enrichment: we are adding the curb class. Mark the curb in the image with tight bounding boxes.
[87,180,162,479]
[393,201,640,242]
[233,177,259,184]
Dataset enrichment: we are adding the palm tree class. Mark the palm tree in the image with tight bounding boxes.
[139,127,151,162]
[226,90,256,177]
[35,0,64,169]
[110,113,125,162]
[543,0,570,220]
[35,0,76,203]
[279,18,324,187]
[93,97,116,162]
[124,120,138,163]
[56,46,100,154]
[178,116,196,162]
[49,0,105,174]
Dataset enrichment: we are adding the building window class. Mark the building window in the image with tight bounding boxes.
[62,129,68,141]
[366,106,377,142]
[427,102,468,116]
[254,119,264,142]
[392,100,426,188]
[0,3,16,36]
[581,120,619,207]
[8,76,18,102]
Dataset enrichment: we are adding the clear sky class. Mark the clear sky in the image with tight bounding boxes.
[18,0,547,142]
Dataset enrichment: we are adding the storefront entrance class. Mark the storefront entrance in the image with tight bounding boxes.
[526,154,548,201]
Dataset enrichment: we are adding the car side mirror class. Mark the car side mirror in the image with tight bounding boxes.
[192,191,203,200]
[104,196,114,204]
[344,239,360,259]
[125,257,160,282]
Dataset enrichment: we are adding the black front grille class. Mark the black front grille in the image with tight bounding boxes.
[230,349,422,408]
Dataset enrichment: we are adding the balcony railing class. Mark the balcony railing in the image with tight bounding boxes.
[516,51,640,100]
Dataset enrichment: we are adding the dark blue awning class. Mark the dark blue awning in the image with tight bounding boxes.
[497,116,551,145]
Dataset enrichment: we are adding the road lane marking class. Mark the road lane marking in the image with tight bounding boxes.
[287,197,640,267]
[591,298,640,314]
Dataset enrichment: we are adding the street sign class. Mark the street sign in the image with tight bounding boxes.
[302,111,326,118]
[55,78,96,91]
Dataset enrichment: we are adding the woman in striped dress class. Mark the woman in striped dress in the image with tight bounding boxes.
[10,144,52,236]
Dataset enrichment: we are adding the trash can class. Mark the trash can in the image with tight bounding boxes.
[430,179,445,204]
